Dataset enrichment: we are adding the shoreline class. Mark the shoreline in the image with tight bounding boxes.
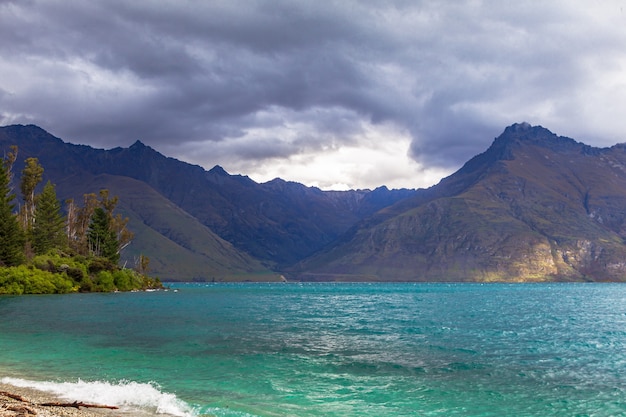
[0,383,118,417]
[0,366,195,417]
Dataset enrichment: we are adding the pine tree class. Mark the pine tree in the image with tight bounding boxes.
[99,190,133,253]
[32,181,67,255]
[88,207,119,263]
[0,151,25,266]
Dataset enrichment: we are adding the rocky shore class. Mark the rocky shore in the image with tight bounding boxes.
[0,384,117,417]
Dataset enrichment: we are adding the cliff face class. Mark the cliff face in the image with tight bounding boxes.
[294,123,626,282]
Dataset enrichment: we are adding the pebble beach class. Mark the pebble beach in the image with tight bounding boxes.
[0,383,117,417]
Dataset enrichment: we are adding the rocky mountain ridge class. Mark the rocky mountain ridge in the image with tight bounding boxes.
[293,123,626,281]
[3,122,626,282]
[0,124,414,279]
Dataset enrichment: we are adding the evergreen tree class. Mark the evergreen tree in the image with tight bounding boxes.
[0,151,25,266]
[90,190,133,261]
[32,181,67,255]
[88,207,119,263]
[98,189,133,253]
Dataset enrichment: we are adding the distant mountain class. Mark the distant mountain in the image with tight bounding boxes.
[0,124,415,280]
[6,123,626,282]
[57,173,273,281]
[292,123,626,282]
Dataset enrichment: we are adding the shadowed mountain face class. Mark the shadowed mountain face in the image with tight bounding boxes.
[0,124,414,279]
[293,123,626,282]
[3,123,626,282]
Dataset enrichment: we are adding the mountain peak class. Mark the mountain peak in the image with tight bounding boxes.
[0,124,64,146]
[296,123,626,282]
[130,140,147,149]
[434,122,591,199]
[208,165,229,175]
[500,122,555,140]
[509,121,532,131]
[495,122,590,155]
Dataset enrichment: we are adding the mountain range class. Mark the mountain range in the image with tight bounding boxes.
[2,122,625,282]
[0,124,414,281]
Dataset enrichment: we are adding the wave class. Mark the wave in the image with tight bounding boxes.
[1,376,195,417]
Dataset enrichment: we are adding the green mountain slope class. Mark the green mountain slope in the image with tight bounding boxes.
[293,123,626,282]
[0,125,415,272]
[55,173,278,281]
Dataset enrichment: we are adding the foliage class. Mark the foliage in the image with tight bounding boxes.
[95,270,115,292]
[88,207,119,263]
[0,148,25,266]
[93,189,133,260]
[0,251,163,294]
[0,146,162,295]
[66,193,99,255]
[32,181,67,255]
[19,157,44,232]
[0,265,75,295]
[0,258,163,295]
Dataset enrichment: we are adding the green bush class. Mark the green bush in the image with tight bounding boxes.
[66,266,86,281]
[0,267,25,295]
[0,281,24,295]
[113,269,133,291]
[88,257,116,274]
[95,270,115,292]
[0,265,75,294]
[2,252,162,294]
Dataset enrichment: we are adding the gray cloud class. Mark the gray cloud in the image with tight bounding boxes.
[1,0,625,189]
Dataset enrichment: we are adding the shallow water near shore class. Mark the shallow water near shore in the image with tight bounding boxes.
[1,282,626,416]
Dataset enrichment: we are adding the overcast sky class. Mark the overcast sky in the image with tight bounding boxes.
[1,1,626,190]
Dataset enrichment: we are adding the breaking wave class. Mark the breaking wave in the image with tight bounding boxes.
[1,376,194,416]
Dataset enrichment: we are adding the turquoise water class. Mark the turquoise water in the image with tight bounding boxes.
[1,283,626,416]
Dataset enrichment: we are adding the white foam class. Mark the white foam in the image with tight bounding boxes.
[1,377,195,416]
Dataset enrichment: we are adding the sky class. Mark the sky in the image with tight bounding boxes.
[1,1,626,190]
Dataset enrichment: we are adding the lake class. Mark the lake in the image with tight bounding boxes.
[1,282,625,416]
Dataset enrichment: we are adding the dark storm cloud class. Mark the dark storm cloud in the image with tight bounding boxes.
[1,0,625,189]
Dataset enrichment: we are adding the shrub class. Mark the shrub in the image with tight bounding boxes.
[0,267,24,295]
[113,269,134,292]
[78,276,94,292]
[88,257,116,274]
[95,270,115,292]
[0,265,75,294]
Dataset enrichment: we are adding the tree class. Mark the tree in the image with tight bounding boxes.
[95,189,133,259]
[135,254,150,275]
[66,189,133,263]
[111,212,133,254]
[88,207,119,263]
[66,193,98,255]
[19,157,44,232]
[0,150,25,266]
[32,181,67,255]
